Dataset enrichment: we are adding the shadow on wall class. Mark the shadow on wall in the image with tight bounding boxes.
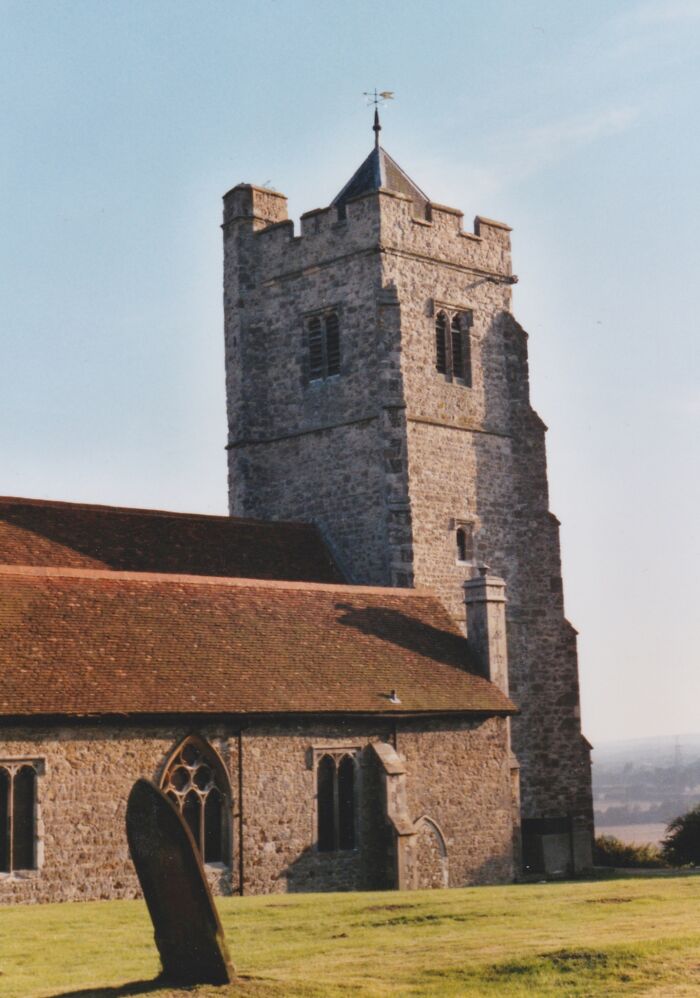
[334,603,479,672]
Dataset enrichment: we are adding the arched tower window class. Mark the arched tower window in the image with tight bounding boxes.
[307,310,341,382]
[316,751,357,852]
[434,308,472,386]
[0,761,39,872]
[456,522,474,563]
[161,735,231,865]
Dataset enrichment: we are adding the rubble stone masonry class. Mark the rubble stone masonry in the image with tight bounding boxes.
[223,179,593,869]
[0,717,513,904]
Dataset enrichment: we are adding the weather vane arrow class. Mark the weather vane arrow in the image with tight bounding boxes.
[363,89,395,148]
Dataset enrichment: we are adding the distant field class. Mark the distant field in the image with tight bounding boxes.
[3,874,700,997]
[596,822,668,846]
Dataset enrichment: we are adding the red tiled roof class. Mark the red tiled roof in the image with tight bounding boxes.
[0,497,342,583]
[0,566,515,718]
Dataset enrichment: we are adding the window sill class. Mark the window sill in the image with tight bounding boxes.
[437,373,472,388]
[307,374,341,387]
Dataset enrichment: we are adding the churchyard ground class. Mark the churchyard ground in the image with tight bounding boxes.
[2,873,700,997]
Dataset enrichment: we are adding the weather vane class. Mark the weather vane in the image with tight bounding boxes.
[363,89,394,148]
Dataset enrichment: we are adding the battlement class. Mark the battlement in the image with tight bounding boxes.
[377,191,513,279]
[223,183,512,283]
[222,183,289,228]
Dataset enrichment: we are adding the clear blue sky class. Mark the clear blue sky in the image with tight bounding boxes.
[1,0,698,744]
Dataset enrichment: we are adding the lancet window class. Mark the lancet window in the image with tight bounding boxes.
[435,308,472,385]
[456,522,475,563]
[307,310,341,382]
[161,735,231,865]
[0,761,40,873]
[316,751,357,853]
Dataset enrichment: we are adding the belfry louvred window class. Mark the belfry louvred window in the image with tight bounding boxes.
[307,311,341,381]
[0,762,39,872]
[161,735,231,865]
[435,309,472,386]
[317,751,356,852]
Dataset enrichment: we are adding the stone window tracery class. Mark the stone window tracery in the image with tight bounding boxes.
[0,760,41,873]
[307,310,341,382]
[315,750,357,852]
[435,308,472,385]
[161,735,231,865]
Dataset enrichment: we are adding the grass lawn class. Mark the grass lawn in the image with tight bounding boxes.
[2,874,700,997]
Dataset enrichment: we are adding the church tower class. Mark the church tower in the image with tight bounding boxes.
[222,123,593,875]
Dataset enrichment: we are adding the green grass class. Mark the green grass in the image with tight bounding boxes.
[3,875,700,997]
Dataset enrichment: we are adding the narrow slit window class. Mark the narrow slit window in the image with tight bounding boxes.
[456,524,474,563]
[337,756,355,851]
[317,755,335,852]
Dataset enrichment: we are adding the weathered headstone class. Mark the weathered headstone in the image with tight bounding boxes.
[126,778,234,985]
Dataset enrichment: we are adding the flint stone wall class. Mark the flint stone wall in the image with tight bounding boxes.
[223,184,593,866]
[0,715,513,905]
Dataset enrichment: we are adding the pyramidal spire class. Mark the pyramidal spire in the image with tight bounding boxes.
[331,98,430,220]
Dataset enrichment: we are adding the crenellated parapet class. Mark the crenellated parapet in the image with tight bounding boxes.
[223,182,513,290]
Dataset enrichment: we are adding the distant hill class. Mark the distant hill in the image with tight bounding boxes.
[593,734,700,828]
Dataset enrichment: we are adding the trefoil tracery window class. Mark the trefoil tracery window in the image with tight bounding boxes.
[435,309,472,385]
[161,735,231,865]
[0,760,40,873]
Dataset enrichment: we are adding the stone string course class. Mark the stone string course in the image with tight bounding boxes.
[0,718,513,904]
[223,181,593,869]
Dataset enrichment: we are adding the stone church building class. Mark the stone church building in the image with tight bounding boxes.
[0,126,593,904]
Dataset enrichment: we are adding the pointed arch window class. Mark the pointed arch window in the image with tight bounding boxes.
[161,735,231,865]
[434,308,472,386]
[0,760,41,873]
[307,310,341,382]
[315,750,357,852]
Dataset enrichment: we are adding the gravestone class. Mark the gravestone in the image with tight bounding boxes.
[126,778,234,985]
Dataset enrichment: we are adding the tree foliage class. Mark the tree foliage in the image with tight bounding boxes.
[594,835,665,869]
[662,804,700,867]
